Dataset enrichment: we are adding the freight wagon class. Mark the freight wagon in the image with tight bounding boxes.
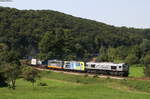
[47,60,63,69]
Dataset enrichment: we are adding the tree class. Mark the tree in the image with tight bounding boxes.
[0,50,20,64]
[125,54,139,65]
[39,30,64,60]
[3,63,21,89]
[0,44,21,89]
[0,67,8,87]
[0,43,9,51]
[22,66,40,87]
[0,43,8,87]
[143,54,150,77]
[140,39,150,56]
[107,47,117,62]
[129,45,142,59]
[116,46,128,60]
[39,31,56,54]
[97,47,108,62]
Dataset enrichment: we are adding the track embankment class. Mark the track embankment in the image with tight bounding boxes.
[30,66,150,81]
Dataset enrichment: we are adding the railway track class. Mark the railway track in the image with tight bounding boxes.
[33,66,128,80]
[21,62,150,81]
[19,59,149,81]
[32,66,150,81]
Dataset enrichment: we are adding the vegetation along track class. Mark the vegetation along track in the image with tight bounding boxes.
[32,66,150,81]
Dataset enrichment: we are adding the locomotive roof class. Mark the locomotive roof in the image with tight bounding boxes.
[86,62,126,65]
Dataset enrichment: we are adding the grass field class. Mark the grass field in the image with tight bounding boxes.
[0,71,150,99]
[129,66,144,77]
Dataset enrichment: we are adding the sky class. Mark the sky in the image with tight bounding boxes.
[0,0,149,28]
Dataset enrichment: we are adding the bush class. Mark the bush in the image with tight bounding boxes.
[22,66,41,87]
[38,82,48,86]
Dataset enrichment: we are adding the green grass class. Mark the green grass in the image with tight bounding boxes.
[129,66,144,77]
[120,79,150,93]
[0,71,150,99]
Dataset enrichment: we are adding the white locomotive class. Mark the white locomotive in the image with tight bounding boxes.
[86,62,129,76]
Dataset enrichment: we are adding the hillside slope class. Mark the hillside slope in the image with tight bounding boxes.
[0,7,150,60]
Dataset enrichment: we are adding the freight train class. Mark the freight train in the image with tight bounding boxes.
[31,59,129,77]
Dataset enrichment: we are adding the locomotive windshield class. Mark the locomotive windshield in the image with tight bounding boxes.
[123,63,128,68]
[122,63,129,71]
[65,62,70,68]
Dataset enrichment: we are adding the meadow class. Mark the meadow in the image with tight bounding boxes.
[0,70,150,99]
[129,65,144,77]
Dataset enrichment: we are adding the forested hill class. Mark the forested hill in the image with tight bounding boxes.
[0,7,150,61]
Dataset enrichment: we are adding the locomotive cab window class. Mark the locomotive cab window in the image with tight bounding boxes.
[119,66,122,68]
[111,66,116,69]
[65,63,70,68]
[91,64,95,68]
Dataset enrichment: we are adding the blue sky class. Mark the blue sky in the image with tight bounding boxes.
[0,0,149,28]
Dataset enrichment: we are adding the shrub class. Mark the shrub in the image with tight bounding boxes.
[38,82,48,86]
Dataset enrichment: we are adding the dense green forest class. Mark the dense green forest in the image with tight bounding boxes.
[0,6,150,63]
